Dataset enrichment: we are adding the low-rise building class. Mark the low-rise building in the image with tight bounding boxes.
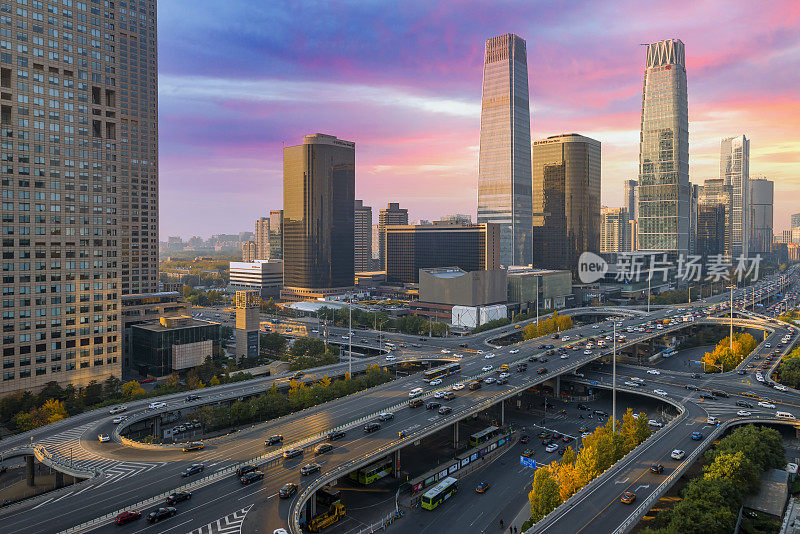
[122,292,190,369]
[417,267,507,328]
[130,316,220,377]
[506,267,572,313]
[229,260,283,297]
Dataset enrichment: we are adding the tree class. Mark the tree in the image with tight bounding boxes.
[317,375,332,388]
[529,466,561,522]
[290,337,326,358]
[121,380,146,399]
[705,424,784,473]
[209,375,220,387]
[703,450,760,496]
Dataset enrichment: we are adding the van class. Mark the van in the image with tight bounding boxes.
[468,381,482,391]
[409,388,423,398]
[776,411,796,420]
[442,391,455,400]
[149,401,166,410]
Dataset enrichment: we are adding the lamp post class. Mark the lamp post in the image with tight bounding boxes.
[612,321,617,432]
[647,275,651,313]
[688,286,692,304]
[728,283,735,350]
[348,293,352,378]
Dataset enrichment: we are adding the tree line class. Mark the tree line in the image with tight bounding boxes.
[776,346,800,388]
[522,311,574,341]
[700,332,756,372]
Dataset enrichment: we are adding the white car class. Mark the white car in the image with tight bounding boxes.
[648,420,663,427]
[765,343,771,348]
[581,432,591,439]
[498,372,510,379]
[452,383,465,391]
[453,354,463,359]
[671,449,685,460]
[476,350,484,354]
[429,379,443,386]
[482,365,493,372]
[434,391,445,399]
[758,401,776,408]
[630,377,645,384]
[774,384,788,391]
[440,349,451,354]
[560,354,569,359]
[98,434,110,442]
[562,336,570,341]
[484,353,495,359]
[755,374,765,382]
[108,405,128,415]
[653,389,668,397]
[112,416,126,424]
[274,529,289,534]
[385,355,396,361]
[341,335,349,340]
[545,443,558,453]
[584,350,592,355]
[509,349,520,354]
[646,369,661,375]
[592,325,600,329]
[484,377,496,384]
[737,410,752,416]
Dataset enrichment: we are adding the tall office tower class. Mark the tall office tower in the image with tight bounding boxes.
[623,180,638,220]
[241,241,256,262]
[720,135,750,256]
[371,224,380,263]
[283,134,354,297]
[254,217,271,260]
[637,39,690,255]
[749,178,774,254]
[477,33,533,267]
[600,207,630,253]
[697,204,727,257]
[689,183,699,255]
[791,213,800,229]
[532,134,601,273]
[700,178,733,256]
[378,203,408,270]
[268,209,283,260]
[354,200,372,272]
[0,2,158,396]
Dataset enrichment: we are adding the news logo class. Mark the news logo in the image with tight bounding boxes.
[578,251,608,283]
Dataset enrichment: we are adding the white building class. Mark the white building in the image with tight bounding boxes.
[229,260,283,297]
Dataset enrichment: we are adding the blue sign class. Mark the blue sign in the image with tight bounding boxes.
[590,380,598,386]
[520,456,537,469]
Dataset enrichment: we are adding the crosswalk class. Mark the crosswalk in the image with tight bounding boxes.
[186,505,253,534]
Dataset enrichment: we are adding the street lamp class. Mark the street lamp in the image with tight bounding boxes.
[728,283,735,350]
[612,321,617,432]
[348,292,352,377]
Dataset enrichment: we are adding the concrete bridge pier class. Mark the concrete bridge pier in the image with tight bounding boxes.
[152,416,161,438]
[305,492,317,523]
[555,376,561,396]
[453,422,459,449]
[500,399,505,425]
[55,470,64,488]
[26,455,35,486]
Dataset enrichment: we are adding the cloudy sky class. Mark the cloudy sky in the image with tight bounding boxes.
[158,0,800,238]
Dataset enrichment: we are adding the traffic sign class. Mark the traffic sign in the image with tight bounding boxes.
[520,456,537,469]
[590,380,598,386]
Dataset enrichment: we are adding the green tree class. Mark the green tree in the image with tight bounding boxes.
[529,466,562,522]
[703,450,760,496]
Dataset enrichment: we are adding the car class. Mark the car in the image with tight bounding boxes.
[648,420,663,428]
[236,465,258,477]
[438,406,452,415]
[519,435,530,444]
[737,410,752,416]
[385,355,396,361]
[185,394,201,402]
[545,443,558,453]
[653,389,668,397]
[434,391,445,399]
[691,373,702,379]
[314,443,334,455]
[738,369,747,375]
[509,349,520,354]
[115,510,142,525]
[758,401,776,408]
[484,377,496,384]
[112,416,127,424]
[671,449,685,460]
[775,384,788,391]
[646,369,661,375]
[452,383,465,391]
[562,435,574,443]
[108,405,128,415]
[621,492,636,504]
[327,430,346,441]
[522,448,534,457]
[584,350,592,355]
[684,384,699,391]
[736,400,754,408]
[279,483,298,499]
[283,448,303,459]
[266,435,284,446]
[577,403,589,411]
[364,422,381,433]
[426,401,441,409]
[181,464,204,477]
[440,349,451,354]
[475,481,490,493]
[496,377,509,385]
[98,434,110,442]
[147,507,177,523]
[166,491,192,505]
[538,368,548,375]
[699,393,717,400]
[378,412,394,421]
[691,431,703,440]
[498,372,510,379]
[300,463,321,476]
[429,378,443,386]
[650,464,664,474]
[182,442,204,452]
[560,354,569,359]
[482,365,493,372]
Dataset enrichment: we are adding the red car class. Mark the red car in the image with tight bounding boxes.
[115,510,142,525]
[140,377,155,383]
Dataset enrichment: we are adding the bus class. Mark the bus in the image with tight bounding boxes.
[348,457,393,485]
[384,342,396,349]
[423,362,461,382]
[421,477,458,510]
[469,426,500,447]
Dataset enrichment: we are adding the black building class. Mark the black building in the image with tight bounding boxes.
[697,203,727,257]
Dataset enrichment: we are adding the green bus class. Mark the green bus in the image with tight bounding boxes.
[469,426,500,447]
[348,457,393,484]
[421,476,458,510]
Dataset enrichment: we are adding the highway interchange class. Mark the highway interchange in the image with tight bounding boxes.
[0,270,798,534]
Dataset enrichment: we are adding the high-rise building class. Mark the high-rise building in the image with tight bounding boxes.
[282,134,355,295]
[254,217,271,260]
[354,200,373,272]
[1,2,158,396]
[241,241,256,262]
[438,214,472,225]
[689,183,699,255]
[700,178,733,256]
[697,204,727,257]
[269,209,283,260]
[720,135,750,256]
[623,180,638,220]
[749,178,773,254]
[637,39,690,255]
[791,213,800,229]
[477,33,533,267]
[371,223,380,263]
[600,207,630,253]
[385,223,500,284]
[532,134,601,273]
[378,203,408,270]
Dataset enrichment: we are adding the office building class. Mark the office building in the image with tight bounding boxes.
[282,134,355,298]
[438,214,472,225]
[532,134,601,273]
[385,223,500,284]
[378,203,408,270]
[354,200,373,272]
[775,230,792,245]
[506,266,572,313]
[749,178,773,254]
[268,210,283,260]
[720,135,750,256]
[600,207,630,253]
[477,33,533,267]
[371,223,380,264]
[623,180,638,220]
[689,183,699,255]
[254,217,271,260]
[416,267,507,328]
[241,241,256,262]
[234,290,260,362]
[130,316,220,377]
[121,292,189,369]
[697,204,727,257]
[229,260,283,298]
[0,2,159,396]
[700,178,733,256]
[637,39,690,254]
[791,214,800,230]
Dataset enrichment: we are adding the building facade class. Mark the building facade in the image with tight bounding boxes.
[532,134,601,273]
[720,135,750,256]
[241,241,256,262]
[623,180,638,221]
[506,266,572,312]
[378,203,408,270]
[700,178,733,256]
[477,33,533,267]
[697,204,727,257]
[283,134,355,293]
[130,316,219,377]
[637,39,690,255]
[600,207,630,253]
[354,200,372,272]
[234,290,260,362]
[268,209,283,260]
[791,214,800,230]
[749,178,773,254]
[254,217,270,260]
[229,260,283,297]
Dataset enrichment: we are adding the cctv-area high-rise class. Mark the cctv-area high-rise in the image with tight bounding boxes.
[720,135,750,257]
[637,39,690,256]
[477,33,533,267]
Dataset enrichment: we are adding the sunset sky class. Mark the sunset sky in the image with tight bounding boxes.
[158,0,800,239]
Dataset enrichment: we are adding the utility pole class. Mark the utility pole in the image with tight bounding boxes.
[729,283,734,350]
[612,321,616,432]
[348,292,352,377]
[647,275,651,313]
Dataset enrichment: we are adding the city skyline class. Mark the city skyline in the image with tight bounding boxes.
[157,1,800,239]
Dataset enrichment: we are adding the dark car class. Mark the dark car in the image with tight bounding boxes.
[166,491,191,505]
[562,435,574,443]
[314,443,334,455]
[425,401,441,410]
[711,390,729,398]
[699,393,717,400]
[496,377,509,385]
[519,435,530,444]
[736,400,754,408]
[593,410,609,417]
[279,483,298,499]
[438,406,452,415]
[738,369,747,375]
[516,365,527,372]
[577,404,589,411]
[691,431,703,440]
[291,372,304,379]
[240,470,264,485]
[408,398,424,408]
[650,464,664,474]
[184,394,201,403]
[538,368,548,375]
[115,511,142,525]
[283,448,303,459]
[691,373,702,379]
[528,356,539,362]
[364,422,381,433]
[684,384,700,390]
[236,465,258,477]
[327,430,346,441]
[181,464,204,477]
[301,463,321,476]
[458,342,467,347]
[538,431,551,439]
[266,435,284,446]
[146,507,177,523]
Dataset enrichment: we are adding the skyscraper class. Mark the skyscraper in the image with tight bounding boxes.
[354,200,373,272]
[242,241,256,262]
[623,180,638,220]
[254,217,270,260]
[791,213,800,229]
[749,178,773,254]
[269,209,283,260]
[1,2,158,396]
[532,134,601,273]
[700,178,733,256]
[689,183,699,255]
[378,203,408,270]
[477,33,533,266]
[697,204,727,257]
[282,134,355,296]
[637,39,690,255]
[720,135,750,256]
[600,207,630,253]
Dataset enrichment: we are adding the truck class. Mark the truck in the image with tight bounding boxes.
[308,502,345,532]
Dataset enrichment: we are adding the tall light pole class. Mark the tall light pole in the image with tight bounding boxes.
[612,321,617,433]
[729,283,734,350]
[688,286,692,304]
[348,293,352,377]
[647,275,651,313]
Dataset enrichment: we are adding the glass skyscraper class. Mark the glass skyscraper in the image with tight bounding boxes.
[720,135,750,257]
[477,33,532,267]
[637,39,690,255]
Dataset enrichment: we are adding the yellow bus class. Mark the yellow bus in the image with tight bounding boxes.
[421,477,458,510]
